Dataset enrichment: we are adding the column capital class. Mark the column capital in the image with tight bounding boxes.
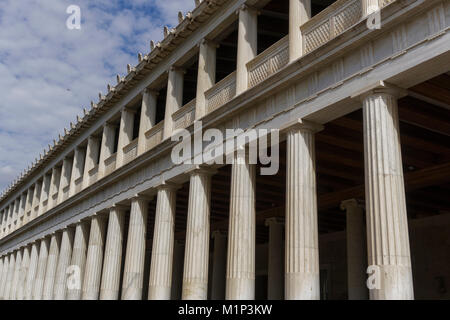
[340,199,365,211]
[156,181,182,191]
[281,118,324,134]
[265,217,284,227]
[186,165,217,177]
[236,4,259,15]
[103,121,119,129]
[121,107,138,115]
[197,38,220,49]
[351,81,407,101]
[169,66,186,74]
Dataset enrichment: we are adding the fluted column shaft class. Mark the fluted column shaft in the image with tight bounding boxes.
[53,228,75,300]
[48,167,62,209]
[82,136,100,189]
[33,238,50,300]
[3,252,16,300]
[82,215,107,300]
[196,40,216,118]
[100,206,126,300]
[116,108,136,168]
[24,242,39,300]
[211,231,227,300]
[38,173,51,216]
[182,170,213,300]
[137,89,158,155]
[58,158,73,203]
[362,88,414,300]
[23,188,34,224]
[69,147,86,197]
[148,186,177,300]
[31,181,42,220]
[122,196,149,300]
[266,218,284,300]
[10,249,23,300]
[17,246,30,300]
[285,120,322,300]
[66,222,89,300]
[98,123,117,178]
[0,256,7,299]
[226,151,256,300]
[42,233,61,300]
[163,67,184,139]
[289,0,311,62]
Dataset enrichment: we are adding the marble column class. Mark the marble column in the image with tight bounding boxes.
[137,89,158,155]
[0,255,7,299]
[58,157,73,203]
[236,5,258,95]
[182,169,214,300]
[42,233,61,300]
[3,252,16,300]
[69,147,86,197]
[0,257,3,290]
[98,123,117,179]
[82,136,100,189]
[38,173,51,216]
[53,228,75,300]
[24,242,39,300]
[10,249,23,300]
[116,108,136,168]
[289,0,311,62]
[226,150,256,300]
[163,67,184,139]
[82,215,107,300]
[148,185,178,300]
[12,198,20,232]
[211,231,227,300]
[122,196,150,300]
[33,238,50,300]
[18,193,27,228]
[171,241,184,300]
[100,205,126,300]
[362,0,379,17]
[362,86,414,300]
[23,187,34,225]
[266,218,284,300]
[16,246,31,300]
[31,181,42,220]
[341,199,368,300]
[48,166,62,209]
[285,119,322,300]
[196,40,217,119]
[66,222,90,300]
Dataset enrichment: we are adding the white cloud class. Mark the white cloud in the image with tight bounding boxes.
[0,0,196,192]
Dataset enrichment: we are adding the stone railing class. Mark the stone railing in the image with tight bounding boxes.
[247,36,289,89]
[123,139,139,165]
[205,71,236,114]
[301,0,363,55]
[145,121,164,151]
[89,165,99,185]
[173,98,196,130]
[74,177,83,194]
[104,154,117,176]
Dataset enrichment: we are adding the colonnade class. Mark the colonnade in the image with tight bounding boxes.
[0,85,414,300]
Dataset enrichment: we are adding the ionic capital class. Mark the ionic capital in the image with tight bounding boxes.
[340,199,365,211]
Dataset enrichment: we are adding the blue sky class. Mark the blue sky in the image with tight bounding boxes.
[0,0,194,192]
